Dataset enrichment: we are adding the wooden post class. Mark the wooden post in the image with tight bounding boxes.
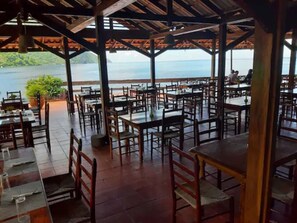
[244,1,287,222]
[211,37,216,80]
[230,49,233,73]
[289,29,297,90]
[63,37,74,113]
[95,16,109,136]
[150,39,156,87]
[217,23,226,138]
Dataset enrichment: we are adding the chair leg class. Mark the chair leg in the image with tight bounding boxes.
[150,133,154,159]
[172,194,177,223]
[119,140,123,166]
[217,170,222,189]
[229,197,235,223]
[46,129,51,153]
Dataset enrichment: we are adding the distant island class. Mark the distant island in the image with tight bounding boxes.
[0,52,111,67]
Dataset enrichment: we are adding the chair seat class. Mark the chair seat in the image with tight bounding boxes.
[272,176,294,204]
[153,129,180,139]
[43,173,75,198]
[50,198,90,223]
[175,179,231,208]
[283,159,296,167]
[111,131,138,140]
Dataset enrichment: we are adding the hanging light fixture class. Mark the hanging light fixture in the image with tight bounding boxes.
[164,34,175,45]
[17,13,35,53]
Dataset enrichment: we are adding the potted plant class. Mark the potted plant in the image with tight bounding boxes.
[25,75,64,107]
[26,82,47,108]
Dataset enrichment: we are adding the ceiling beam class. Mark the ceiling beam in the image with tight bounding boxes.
[187,39,212,55]
[155,39,184,57]
[0,35,18,48]
[232,0,274,32]
[226,30,254,51]
[69,48,87,59]
[94,0,137,16]
[34,39,65,59]
[31,13,98,54]
[110,11,220,24]
[115,38,151,57]
[201,0,224,17]
[150,24,218,39]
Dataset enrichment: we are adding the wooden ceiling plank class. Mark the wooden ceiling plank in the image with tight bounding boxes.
[94,0,137,16]
[151,23,218,39]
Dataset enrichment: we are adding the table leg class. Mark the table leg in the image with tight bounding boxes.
[138,127,144,161]
[198,158,205,178]
[238,110,242,134]
[26,123,34,147]
[95,107,99,133]
[240,182,246,222]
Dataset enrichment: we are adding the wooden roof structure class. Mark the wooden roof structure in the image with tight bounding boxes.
[1,1,297,223]
[0,0,256,52]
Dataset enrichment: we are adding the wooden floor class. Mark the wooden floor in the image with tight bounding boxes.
[34,101,289,223]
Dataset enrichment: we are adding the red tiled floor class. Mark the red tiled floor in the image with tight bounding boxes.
[34,101,288,223]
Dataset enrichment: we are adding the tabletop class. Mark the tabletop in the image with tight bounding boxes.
[0,110,35,126]
[224,96,251,107]
[190,133,297,180]
[0,148,52,223]
[225,84,251,90]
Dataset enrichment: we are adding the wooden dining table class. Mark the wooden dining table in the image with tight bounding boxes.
[224,83,251,96]
[0,110,36,147]
[224,96,251,134]
[0,147,53,223]
[119,109,181,160]
[190,133,297,221]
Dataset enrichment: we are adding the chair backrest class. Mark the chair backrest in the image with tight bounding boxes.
[7,91,22,99]
[0,124,16,150]
[277,113,297,140]
[183,97,197,124]
[112,94,128,114]
[81,86,92,93]
[168,145,201,211]
[45,103,50,128]
[77,151,97,223]
[195,117,221,146]
[68,129,82,191]
[208,81,218,117]
[129,94,147,114]
[131,84,141,89]
[122,86,129,95]
[106,108,120,139]
[162,108,184,137]
[2,98,23,110]
[166,84,177,92]
[17,111,27,147]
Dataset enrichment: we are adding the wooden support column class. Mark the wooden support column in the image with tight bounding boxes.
[95,16,109,136]
[289,29,297,89]
[63,37,74,113]
[230,49,233,73]
[244,1,287,222]
[150,39,156,87]
[211,38,216,80]
[217,23,227,138]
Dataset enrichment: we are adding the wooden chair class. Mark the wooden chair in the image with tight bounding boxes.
[0,124,16,150]
[50,151,97,223]
[7,90,22,99]
[43,129,82,202]
[151,108,184,163]
[106,108,139,165]
[183,98,197,146]
[75,95,96,135]
[128,94,147,114]
[81,86,92,93]
[65,90,75,116]
[32,103,51,152]
[168,145,234,223]
[271,162,297,223]
[165,84,177,92]
[277,114,297,179]
[30,92,42,125]
[112,94,129,115]
[193,117,236,190]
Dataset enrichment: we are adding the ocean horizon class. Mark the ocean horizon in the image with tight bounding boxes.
[0,58,291,99]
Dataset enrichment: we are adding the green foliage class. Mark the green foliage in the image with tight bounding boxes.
[0,52,98,67]
[26,75,63,98]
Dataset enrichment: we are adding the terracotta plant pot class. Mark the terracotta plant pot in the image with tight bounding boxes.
[29,97,45,109]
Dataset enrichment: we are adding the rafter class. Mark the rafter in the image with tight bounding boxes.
[201,0,224,17]
[226,30,254,51]
[115,38,151,57]
[94,0,136,16]
[187,39,212,55]
[0,35,18,48]
[155,39,184,57]
[31,12,98,54]
[34,39,65,59]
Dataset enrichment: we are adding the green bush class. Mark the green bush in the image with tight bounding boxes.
[26,75,64,98]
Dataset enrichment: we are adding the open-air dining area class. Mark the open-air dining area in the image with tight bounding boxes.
[1,0,297,223]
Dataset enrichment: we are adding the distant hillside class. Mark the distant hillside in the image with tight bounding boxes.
[0,51,106,67]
